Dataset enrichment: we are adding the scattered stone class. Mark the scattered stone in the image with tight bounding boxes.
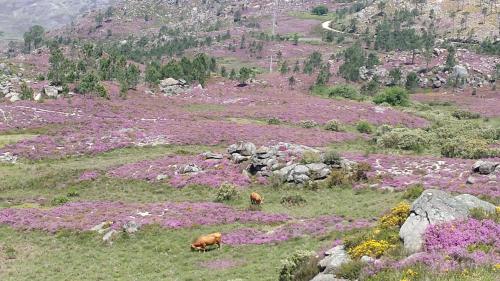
[466,176,476,184]
[360,256,376,263]
[122,221,140,234]
[228,141,256,156]
[103,229,119,243]
[91,221,113,234]
[179,164,202,174]
[159,77,189,96]
[156,174,168,181]
[202,152,224,160]
[472,160,499,175]
[319,245,352,274]
[0,152,17,164]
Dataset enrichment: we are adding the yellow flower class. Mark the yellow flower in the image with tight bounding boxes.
[494,263,500,271]
[404,269,417,277]
[379,202,411,228]
[348,239,392,259]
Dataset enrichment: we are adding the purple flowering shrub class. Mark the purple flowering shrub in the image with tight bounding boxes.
[107,154,252,188]
[0,201,290,233]
[223,216,372,245]
[345,153,500,197]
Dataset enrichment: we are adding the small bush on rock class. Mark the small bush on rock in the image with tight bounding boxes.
[279,250,319,281]
[215,183,239,202]
[300,151,322,164]
[268,117,282,125]
[323,150,341,165]
[402,184,424,200]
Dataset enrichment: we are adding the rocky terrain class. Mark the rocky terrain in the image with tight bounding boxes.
[0,0,499,281]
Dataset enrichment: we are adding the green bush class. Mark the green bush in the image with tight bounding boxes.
[51,196,69,206]
[335,260,364,280]
[279,250,319,281]
[451,110,481,120]
[356,121,374,134]
[373,87,410,106]
[300,151,322,164]
[402,184,424,200]
[377,128,429,152]
[311,5,328,16]
[300,120,319,128]
[326,84,361,100]
[268,117,282,125]
[324,119,345,132]
[323,150,342,165]
[215,183,239,202]
[469,207,499,222]
[440,137,497,159]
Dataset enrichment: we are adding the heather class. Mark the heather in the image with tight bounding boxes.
[344,152,500,197]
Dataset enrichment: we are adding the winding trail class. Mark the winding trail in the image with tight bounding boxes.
[321,20,359,37]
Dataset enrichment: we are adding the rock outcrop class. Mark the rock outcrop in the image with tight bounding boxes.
[399,189,496,253]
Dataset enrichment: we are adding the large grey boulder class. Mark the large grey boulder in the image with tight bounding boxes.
[318,245,351,274]
[400,189,495,253]
[451,65,468,79]
[454,194,496,213]
[228,141,256,156]
[310,273,348,281]
[472,160,499,175]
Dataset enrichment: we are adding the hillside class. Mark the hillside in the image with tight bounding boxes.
[0,0,499,281]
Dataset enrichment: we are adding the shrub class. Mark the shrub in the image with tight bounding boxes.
[469,207,499,222]
[66,188,80,197]
[20,82,34,100]
[373,87,410,106]
[51,196,69,206]
[281,194,307,206]
[352,162,371,182]
[379,202,411,228]
[377,128,429,152]
[356,120,374,134]
[299,120,319,128]
[348,239,391,259]
[323,150,342,165]
[268,117,282,125]
[326,84,361,100]
[402,184,424,200]
[300,151,322,164]
[279,250,319,281]
[325,170,350,188]
[311,5,328,16]
[440,137,497,159]
[335,260,364,280]
[452,110,481,120]
[215,183,239,202]
[324,119,345,132]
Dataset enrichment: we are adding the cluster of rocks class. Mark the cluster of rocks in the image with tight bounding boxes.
[158,78,190,96]
[467,160,499,184]
[91,220,141,243]
[226,141,356,184]
[312,245,374,281]
[0,152,17,164]
[399,189,496,253]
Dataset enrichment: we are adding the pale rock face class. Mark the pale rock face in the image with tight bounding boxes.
[400,189,495,253]
[318,245,351,274]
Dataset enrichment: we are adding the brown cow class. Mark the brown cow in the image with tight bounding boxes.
[191,232,222,251]
[250,192,263,205]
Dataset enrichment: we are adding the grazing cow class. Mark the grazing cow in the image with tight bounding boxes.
[250,192,263,205]
[191,232,222,251]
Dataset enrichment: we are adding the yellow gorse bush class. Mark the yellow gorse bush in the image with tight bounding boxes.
[379,201,411,228]
[348,239,391,259]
